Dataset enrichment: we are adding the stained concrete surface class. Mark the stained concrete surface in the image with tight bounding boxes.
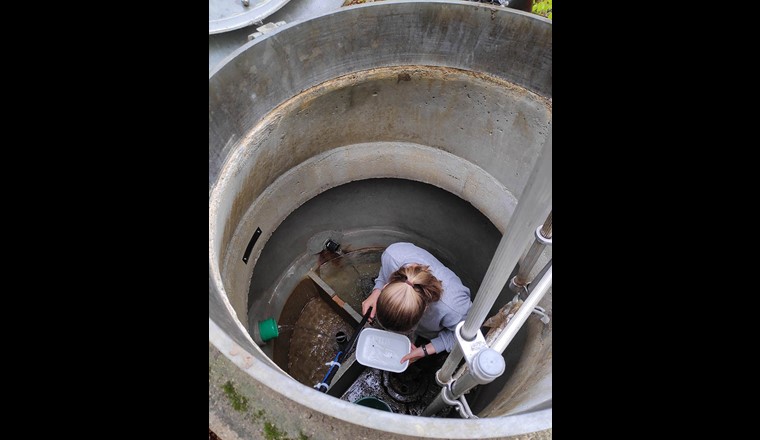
[210,2,552,438]
[210,343,551,440]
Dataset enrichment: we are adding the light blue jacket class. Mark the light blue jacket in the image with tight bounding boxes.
[373,242,472,353]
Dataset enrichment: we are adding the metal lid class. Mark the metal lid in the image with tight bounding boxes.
[209,0,292,35]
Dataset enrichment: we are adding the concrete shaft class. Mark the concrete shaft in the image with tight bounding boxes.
[210,1,552,438]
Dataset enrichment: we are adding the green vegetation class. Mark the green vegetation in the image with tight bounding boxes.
[222,381,249,412]
[218,382,304,440]
[264,421,288,440]
[253,408,266,421]
[532,0,552,20]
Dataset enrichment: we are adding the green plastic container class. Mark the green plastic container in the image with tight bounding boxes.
[258,318,279,342]
[354,397,393,412]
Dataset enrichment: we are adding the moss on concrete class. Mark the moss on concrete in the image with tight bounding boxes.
[222,381,249,412]
[210,343,549,439]
[263,421,286,440]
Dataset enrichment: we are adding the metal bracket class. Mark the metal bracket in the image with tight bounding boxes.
[532,306,550,324]
[535,224,552,246]
[248,21,287,40]
[454,321,488,368]
[508,277,530,300]
[441,381,477,419]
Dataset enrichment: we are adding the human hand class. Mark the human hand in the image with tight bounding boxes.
[400,343,435,364]
[400,344,424,364]
[362,288,381,321]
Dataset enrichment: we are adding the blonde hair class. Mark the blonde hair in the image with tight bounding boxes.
[376,264,442,332]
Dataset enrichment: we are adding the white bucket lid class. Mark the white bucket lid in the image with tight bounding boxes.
[355,328,410,373]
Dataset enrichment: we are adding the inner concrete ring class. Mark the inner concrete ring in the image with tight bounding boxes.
[210,1,552,438]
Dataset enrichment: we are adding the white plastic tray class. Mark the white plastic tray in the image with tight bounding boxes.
[355,328,411,373]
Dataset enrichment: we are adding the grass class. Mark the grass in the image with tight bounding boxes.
[532,0,552,20]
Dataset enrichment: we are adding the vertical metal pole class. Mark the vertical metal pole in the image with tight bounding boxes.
[423,262,552,417]
[433,131,552,386]
[491,263,552,354]
[461,132,552,340]
[511,212,552,291]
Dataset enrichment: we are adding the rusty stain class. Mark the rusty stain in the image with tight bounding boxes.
[513,109,530,136]
[317,249,341,266]
[242,355,254,368]
[343,0,390,4]
[397,73,411,83]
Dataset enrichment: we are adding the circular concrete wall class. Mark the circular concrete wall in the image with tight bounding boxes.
[209,1,551,438]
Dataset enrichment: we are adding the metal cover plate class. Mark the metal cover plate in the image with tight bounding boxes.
[356,328,410,373]
[209,0,292,35]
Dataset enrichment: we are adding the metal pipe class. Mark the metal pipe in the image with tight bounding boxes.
[461,131,552,341]
[435,344,464,386]
[512,212,552,290]
[424,348,505,417]
[424,262,552,417]
[540,211,552,238]
[450,351,497,397]
[450,374,480,400]
[510,239,543,293]
[491,262,551,354]
[432,131,552,387]
[424,388,447,417]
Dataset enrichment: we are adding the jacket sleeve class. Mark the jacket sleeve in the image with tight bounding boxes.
[429,307,467,353]
[430,330,455,353]
[373,247,399,291]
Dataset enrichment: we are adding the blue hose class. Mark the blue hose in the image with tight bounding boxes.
[314,306,373,392]
[314,351,342,392]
